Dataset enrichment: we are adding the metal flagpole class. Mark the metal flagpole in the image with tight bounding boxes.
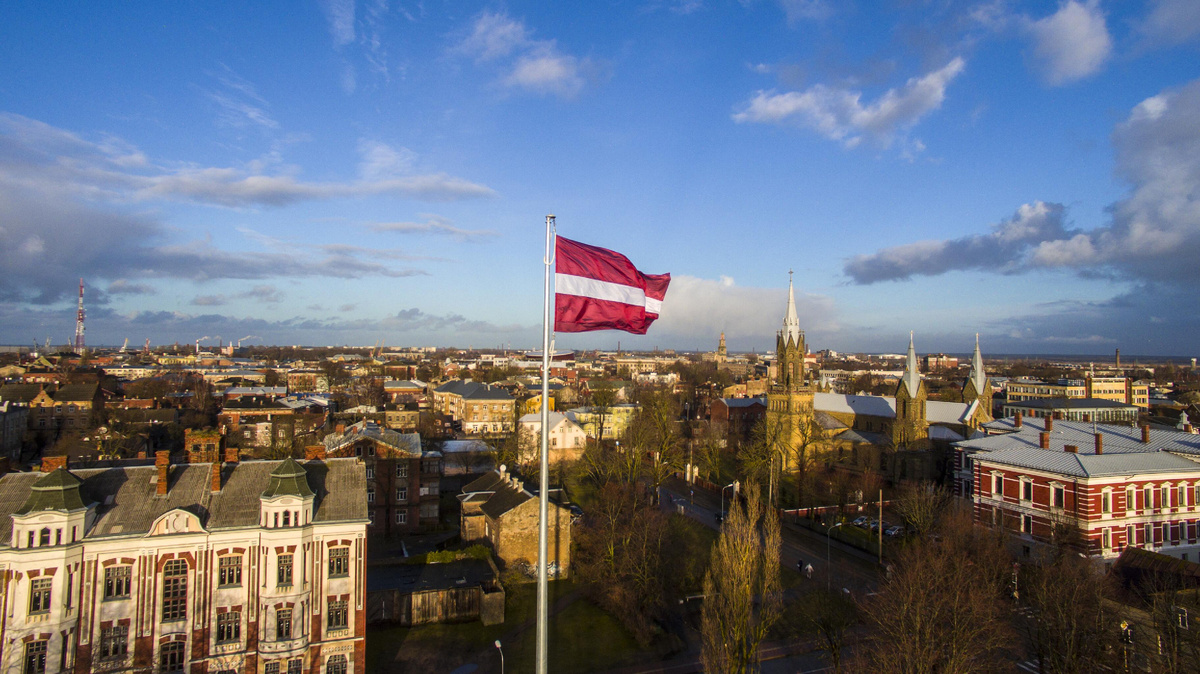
[536,214,556,674]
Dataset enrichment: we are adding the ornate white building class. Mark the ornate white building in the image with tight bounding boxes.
[0,451,367,674]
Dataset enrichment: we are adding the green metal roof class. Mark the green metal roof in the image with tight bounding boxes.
[14,469,87,515]
[260,457,314,499]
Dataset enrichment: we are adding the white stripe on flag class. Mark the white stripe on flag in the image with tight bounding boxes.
[645,297,662,314]
[556,273,647,308]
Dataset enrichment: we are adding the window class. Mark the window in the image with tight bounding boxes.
[367,488,375,504]
[282,511,291,527]
[396,464,408,478]
[327,655,348,674]
[287,660,302,674]
[1162,487,1170,509]
[1128,524,1136,548]
[1145,487,1153,509]
[265,665,280,674]
[99,625,129,659]
[1051,485,1065,509]
[1021,479,1033,502]
[1103,529,1111,550]
[24,640,47,674]
[160,642,185,673]
[218,556,242,587]
[365,466,374,479]
[1021,514,1033,534]
[39,527,50,546]
[992,474,1003,496]
[328,599,348,630]
[1102,491,1111,514]
[217,611,241,642]
[276,608,292,641]
[1126,488,1135,511]
[329,548,350,577]
[396,487,407,501]
[277,554,293,587]
[104,566,132,599]
[1180,486,1187,508]
[1178,608,1190,630]
[28,578,52,614]
[1145,523,1153,547]
[162,560,188,622]
[395,510,407,525]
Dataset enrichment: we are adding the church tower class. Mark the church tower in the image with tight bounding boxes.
[892,332,929,447]
[961,334,993,423]
[775,272,806,390]
[767,272,815,450]
[716,332,727,364]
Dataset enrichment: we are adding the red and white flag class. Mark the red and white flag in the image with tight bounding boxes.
[554,237,670,334]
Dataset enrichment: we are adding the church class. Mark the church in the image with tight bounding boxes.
[766,275,993,484]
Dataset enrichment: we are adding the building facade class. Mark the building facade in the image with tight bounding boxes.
[0,453,368,674]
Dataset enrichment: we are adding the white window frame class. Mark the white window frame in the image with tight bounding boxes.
[991,472,1003,498]
[1020,478,1033,503]
[1050,482,1065,509]
[1101,488,1112,515]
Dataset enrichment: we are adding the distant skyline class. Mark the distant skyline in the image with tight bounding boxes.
[1,1,1198,356]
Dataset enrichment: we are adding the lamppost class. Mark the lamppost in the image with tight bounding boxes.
[495,639,504,674]
[826,521,844,590]
[720,482,736,520]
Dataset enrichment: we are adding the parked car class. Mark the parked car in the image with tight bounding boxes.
[868,519,882,532]
[852,516,869,528]
[884,525,904,537]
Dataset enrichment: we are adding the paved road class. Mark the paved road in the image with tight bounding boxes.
[660,479,882,592]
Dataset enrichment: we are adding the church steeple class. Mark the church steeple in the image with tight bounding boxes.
[968,334,986,396]
[901,332,921,398]
[782,270,801,346]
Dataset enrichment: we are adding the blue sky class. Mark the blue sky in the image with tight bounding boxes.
[1,1,1198,356]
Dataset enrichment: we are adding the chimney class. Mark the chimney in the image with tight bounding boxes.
[210,462,222,493]
[1046,416,1054,432]
[1095,432,1104,455]
[156,450,170,496]
[41,455,68,473]
[305,445,327,461]
[1014,412,1022,429]
[1141,424,1151,444]
[336,423,346,434]
[1065,445,1078,454]
[225,446,239,464]
[1187,424,1195,434]
[1039,432,1050,449]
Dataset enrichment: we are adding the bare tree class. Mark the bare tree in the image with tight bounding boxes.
[626,388,683,493]
[1022,553,1120,674]
[856,511,1012,673]
[701,483,783,674]
[807,588,858,674]
[893,482,947,537]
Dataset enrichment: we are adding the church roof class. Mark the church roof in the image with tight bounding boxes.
[967,334,988,394]
[782,273,801,346]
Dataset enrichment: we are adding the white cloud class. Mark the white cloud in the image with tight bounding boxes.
[357,139,418,180]
[504,47,585,98]
[1137,0,1200,46]
[778,0,833,24]
[1024,0,1111,85]
[845,77,1200,289]
[319,0,356,47]
[733,58,965,150]
[454,12,594,99]
[370,214,498,241]
[207,67,279,130]
[652,274,837,341]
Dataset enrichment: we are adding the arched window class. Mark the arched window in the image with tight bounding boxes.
[39,528,51,546]
[282,511,291,527]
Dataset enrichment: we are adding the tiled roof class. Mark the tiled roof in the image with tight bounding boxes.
[0,458,365,546]
[323,420,421,457]
[0,384,42,404]
[54,383,99,402]
[435,380,514,401]
[973,447,1200,478]
[815,392,969,426]
[958,420,1200,456]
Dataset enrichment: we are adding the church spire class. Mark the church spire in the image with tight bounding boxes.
[902,331,921,397]
[782,270,800,346]
[968,333,987,395]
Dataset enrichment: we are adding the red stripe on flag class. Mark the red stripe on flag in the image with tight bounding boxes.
[555,295,659,334]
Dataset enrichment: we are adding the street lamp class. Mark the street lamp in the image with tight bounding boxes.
[826,521,844,590]
[495,639,504,674]
[720,482,736,521]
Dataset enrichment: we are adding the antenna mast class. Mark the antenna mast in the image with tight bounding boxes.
[74,278,86,353]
